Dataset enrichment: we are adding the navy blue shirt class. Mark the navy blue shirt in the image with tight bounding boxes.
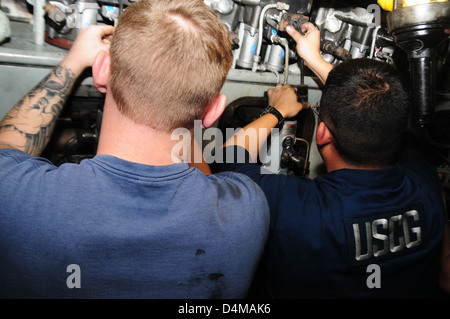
[216,146,446,298]
[0,149,269,298]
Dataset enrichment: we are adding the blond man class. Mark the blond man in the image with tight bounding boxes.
[0,0,269,298]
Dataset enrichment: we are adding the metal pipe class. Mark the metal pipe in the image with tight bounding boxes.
[252,3,278,72]
[269,35,290,84]
[255,3,278,60]
[33,0,46,45]
[233,0,261,6]
[369,25,381,59]
[266,67,281,84]
[278,37,290,84]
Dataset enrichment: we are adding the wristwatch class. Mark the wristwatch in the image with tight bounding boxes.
[259,106,284,128]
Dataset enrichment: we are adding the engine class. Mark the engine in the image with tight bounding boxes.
[44,0,397,73]
[6,0,447,179]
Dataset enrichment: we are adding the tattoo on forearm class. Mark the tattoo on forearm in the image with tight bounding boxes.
[0,65,75,156]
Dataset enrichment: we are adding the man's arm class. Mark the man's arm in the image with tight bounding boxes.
[224,84,305,162]
[0,65,76,156]
[0,25,114,156]
[223,22,330,161]
[286,23,333,85]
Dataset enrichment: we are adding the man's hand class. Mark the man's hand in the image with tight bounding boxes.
[286,23,333,84]
[223,84,308,161]
[61,25,115,75]
[267,84,307,119]
[0,25,115,156]
[286,23,321,67]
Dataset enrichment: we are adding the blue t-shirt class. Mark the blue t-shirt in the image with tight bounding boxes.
[0,149,269,298]
[216,146,446,298]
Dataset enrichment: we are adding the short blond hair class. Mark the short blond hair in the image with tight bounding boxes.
[109,0,233,131]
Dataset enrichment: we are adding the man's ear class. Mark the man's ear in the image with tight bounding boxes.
[201,94,226,128]
[92,50,110,94]
[316,121,334,147]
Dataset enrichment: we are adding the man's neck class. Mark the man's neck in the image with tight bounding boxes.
[96,95,187,166]
[320,143,391,173]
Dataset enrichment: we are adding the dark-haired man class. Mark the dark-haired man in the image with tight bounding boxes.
[216,22,446,298]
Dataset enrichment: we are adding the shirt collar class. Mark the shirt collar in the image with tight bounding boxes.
[91,154,193,180]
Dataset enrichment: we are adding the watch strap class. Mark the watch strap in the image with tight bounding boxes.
[259,106,284,128]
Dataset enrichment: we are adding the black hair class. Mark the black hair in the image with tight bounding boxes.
[319,58,411,167]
